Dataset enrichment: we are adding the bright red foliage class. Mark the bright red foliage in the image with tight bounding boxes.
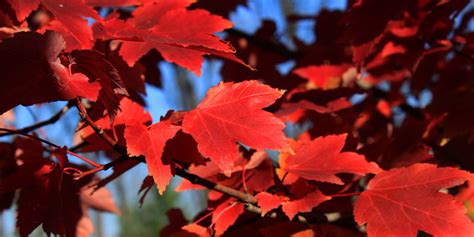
[0,0,473,236]
[282,134,381,185]
[125,121,180,194]
[354,164,474,236]
[182,80,288,174]
[256,190,331,220]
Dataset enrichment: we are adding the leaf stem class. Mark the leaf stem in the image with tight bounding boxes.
[330,192,361,198]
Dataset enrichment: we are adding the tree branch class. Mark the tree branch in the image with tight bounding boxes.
[0,101,73,137]
[73,100,328,224]
[243,203,328,224]
[74,99,126,154]
[175,168,258,204]
[0,128,101,167]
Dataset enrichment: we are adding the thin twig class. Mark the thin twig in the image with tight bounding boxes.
[0,128,59,148]
[330,192,361,198]
[243,203,328,224]
[69,141,89,152]
[0,128,101,167]
[74,99,119,149]
[0,101,73,137]
[175,168,258,204]
[72,101,329,224]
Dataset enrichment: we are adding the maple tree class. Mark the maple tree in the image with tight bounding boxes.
[0,0,474,236]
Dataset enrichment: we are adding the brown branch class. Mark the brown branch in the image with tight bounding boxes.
[75,99,117,147]
[69,141,89,152]
[0,128,61,148]
[243,203,328,224]
[74,99,127,154]
[73,101,328,224]
[175,168,258,204]
[0,101,73,137]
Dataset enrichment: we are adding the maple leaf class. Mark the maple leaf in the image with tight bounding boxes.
[5,0,40,21]
[163,130,206,166]
[160,208,189,237]
[276,98,352,123]
[160,208,212,237]
[354,164,474,237]
[0,141,118,236]
[70,50,129,120]
[7,0,102,50]
[91,41,147,104]
[282,134,381,184]
[176,151,274,198]
[0,31,100,115]
[78,97,151,152]
[293,64,352,89]
[77,178,121,237]
[182,80,288,174]
[212,200,245,235]
[94,0,250,76]
[86,0,144,7]
[181,224,211,237]
[255,192,287,216]
[281,190,330,220]
[176,151,274,235]
[256,190,331,220]
[124,120,180,194]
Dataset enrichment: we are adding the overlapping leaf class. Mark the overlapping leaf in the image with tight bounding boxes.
[124,120,180,194]
[182,80,288,174]
[78,97,151,152]
[0,31,100,115]
[256,190,330,220]
[0,143,119,236]
[293,64,352,89]
[354,164,474,237]
[94,0,249,76]
[7,0,101,50]
[282,134,381,184]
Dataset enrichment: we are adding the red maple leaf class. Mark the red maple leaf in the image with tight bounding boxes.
[124,120,180,194]
[293,64,352,89]
[160,208,211,237]
[182,80,288,174]
[93,0,250,76]
[78,97,151,152]
[255,192,287,216]
[212,200,245,235]
[281,134,381,184]
[354,163,474,237]
[176,151,274,198]
[276,98,352,123]
[7,0,101,50]
[176,151,274,234]
[85,0,144,7]
[0,143,118,236]
[70,50,129,120]
[0,31,100,115]
[255,190,330,220]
